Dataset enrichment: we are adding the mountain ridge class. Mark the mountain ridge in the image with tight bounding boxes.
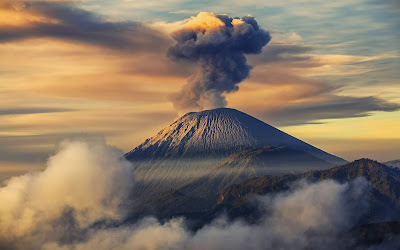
[133,159,400,231]
[215,159,400,223]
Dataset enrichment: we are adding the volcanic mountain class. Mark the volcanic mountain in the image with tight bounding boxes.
[126,108,344,163]
[125,108,346,198]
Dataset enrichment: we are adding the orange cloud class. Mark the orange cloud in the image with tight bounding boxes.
[0,3,59,26]
[181,12,225,31]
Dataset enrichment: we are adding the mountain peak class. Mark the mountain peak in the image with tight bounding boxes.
[182,107,242,116]
[125,108,345,165]
[344,158,388,170]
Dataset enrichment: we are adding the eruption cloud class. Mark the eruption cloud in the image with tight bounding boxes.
[167,12,271,112]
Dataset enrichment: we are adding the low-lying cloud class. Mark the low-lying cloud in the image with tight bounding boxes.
[0,139,379,249]
[0,140,135,249]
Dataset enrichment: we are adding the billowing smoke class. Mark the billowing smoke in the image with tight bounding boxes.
[168,12,271,112]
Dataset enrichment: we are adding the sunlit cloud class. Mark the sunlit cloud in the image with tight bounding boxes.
[0,1,172,51]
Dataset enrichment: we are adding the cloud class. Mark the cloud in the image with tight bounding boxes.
[0,107,74,116]
[0,139,135,249]
[167,12,271,112]
[186,179,369,250]
[43,217,188,250]
[249,42,316,65]
[262,95,400,125]
[229,45,400,126]
[0,1,171,52]
[0,133,110,167]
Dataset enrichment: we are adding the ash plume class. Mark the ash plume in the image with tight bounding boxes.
[167,12,271,112]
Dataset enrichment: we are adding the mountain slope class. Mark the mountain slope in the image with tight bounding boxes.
[216,159,400,223]
[171,146,332,201]
[126,108,345,164]
[125,108,346,198]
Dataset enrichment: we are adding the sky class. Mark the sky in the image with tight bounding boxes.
[0,0,399,180]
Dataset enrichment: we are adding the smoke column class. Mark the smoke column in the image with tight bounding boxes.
[168,12,271,112]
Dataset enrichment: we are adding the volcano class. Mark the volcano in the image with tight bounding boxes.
[126,108,344,163]
[125,108,346,198]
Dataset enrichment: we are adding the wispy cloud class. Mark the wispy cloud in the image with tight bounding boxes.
[261,95,400,126]
[0,1,171,52]
[0,107,74,116]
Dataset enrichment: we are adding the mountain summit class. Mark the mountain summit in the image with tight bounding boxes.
[126,108,345,165]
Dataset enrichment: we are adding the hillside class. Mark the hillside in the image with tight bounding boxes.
[216,159,400,223]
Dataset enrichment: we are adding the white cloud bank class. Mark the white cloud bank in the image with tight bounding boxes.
[0,140,135,249]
